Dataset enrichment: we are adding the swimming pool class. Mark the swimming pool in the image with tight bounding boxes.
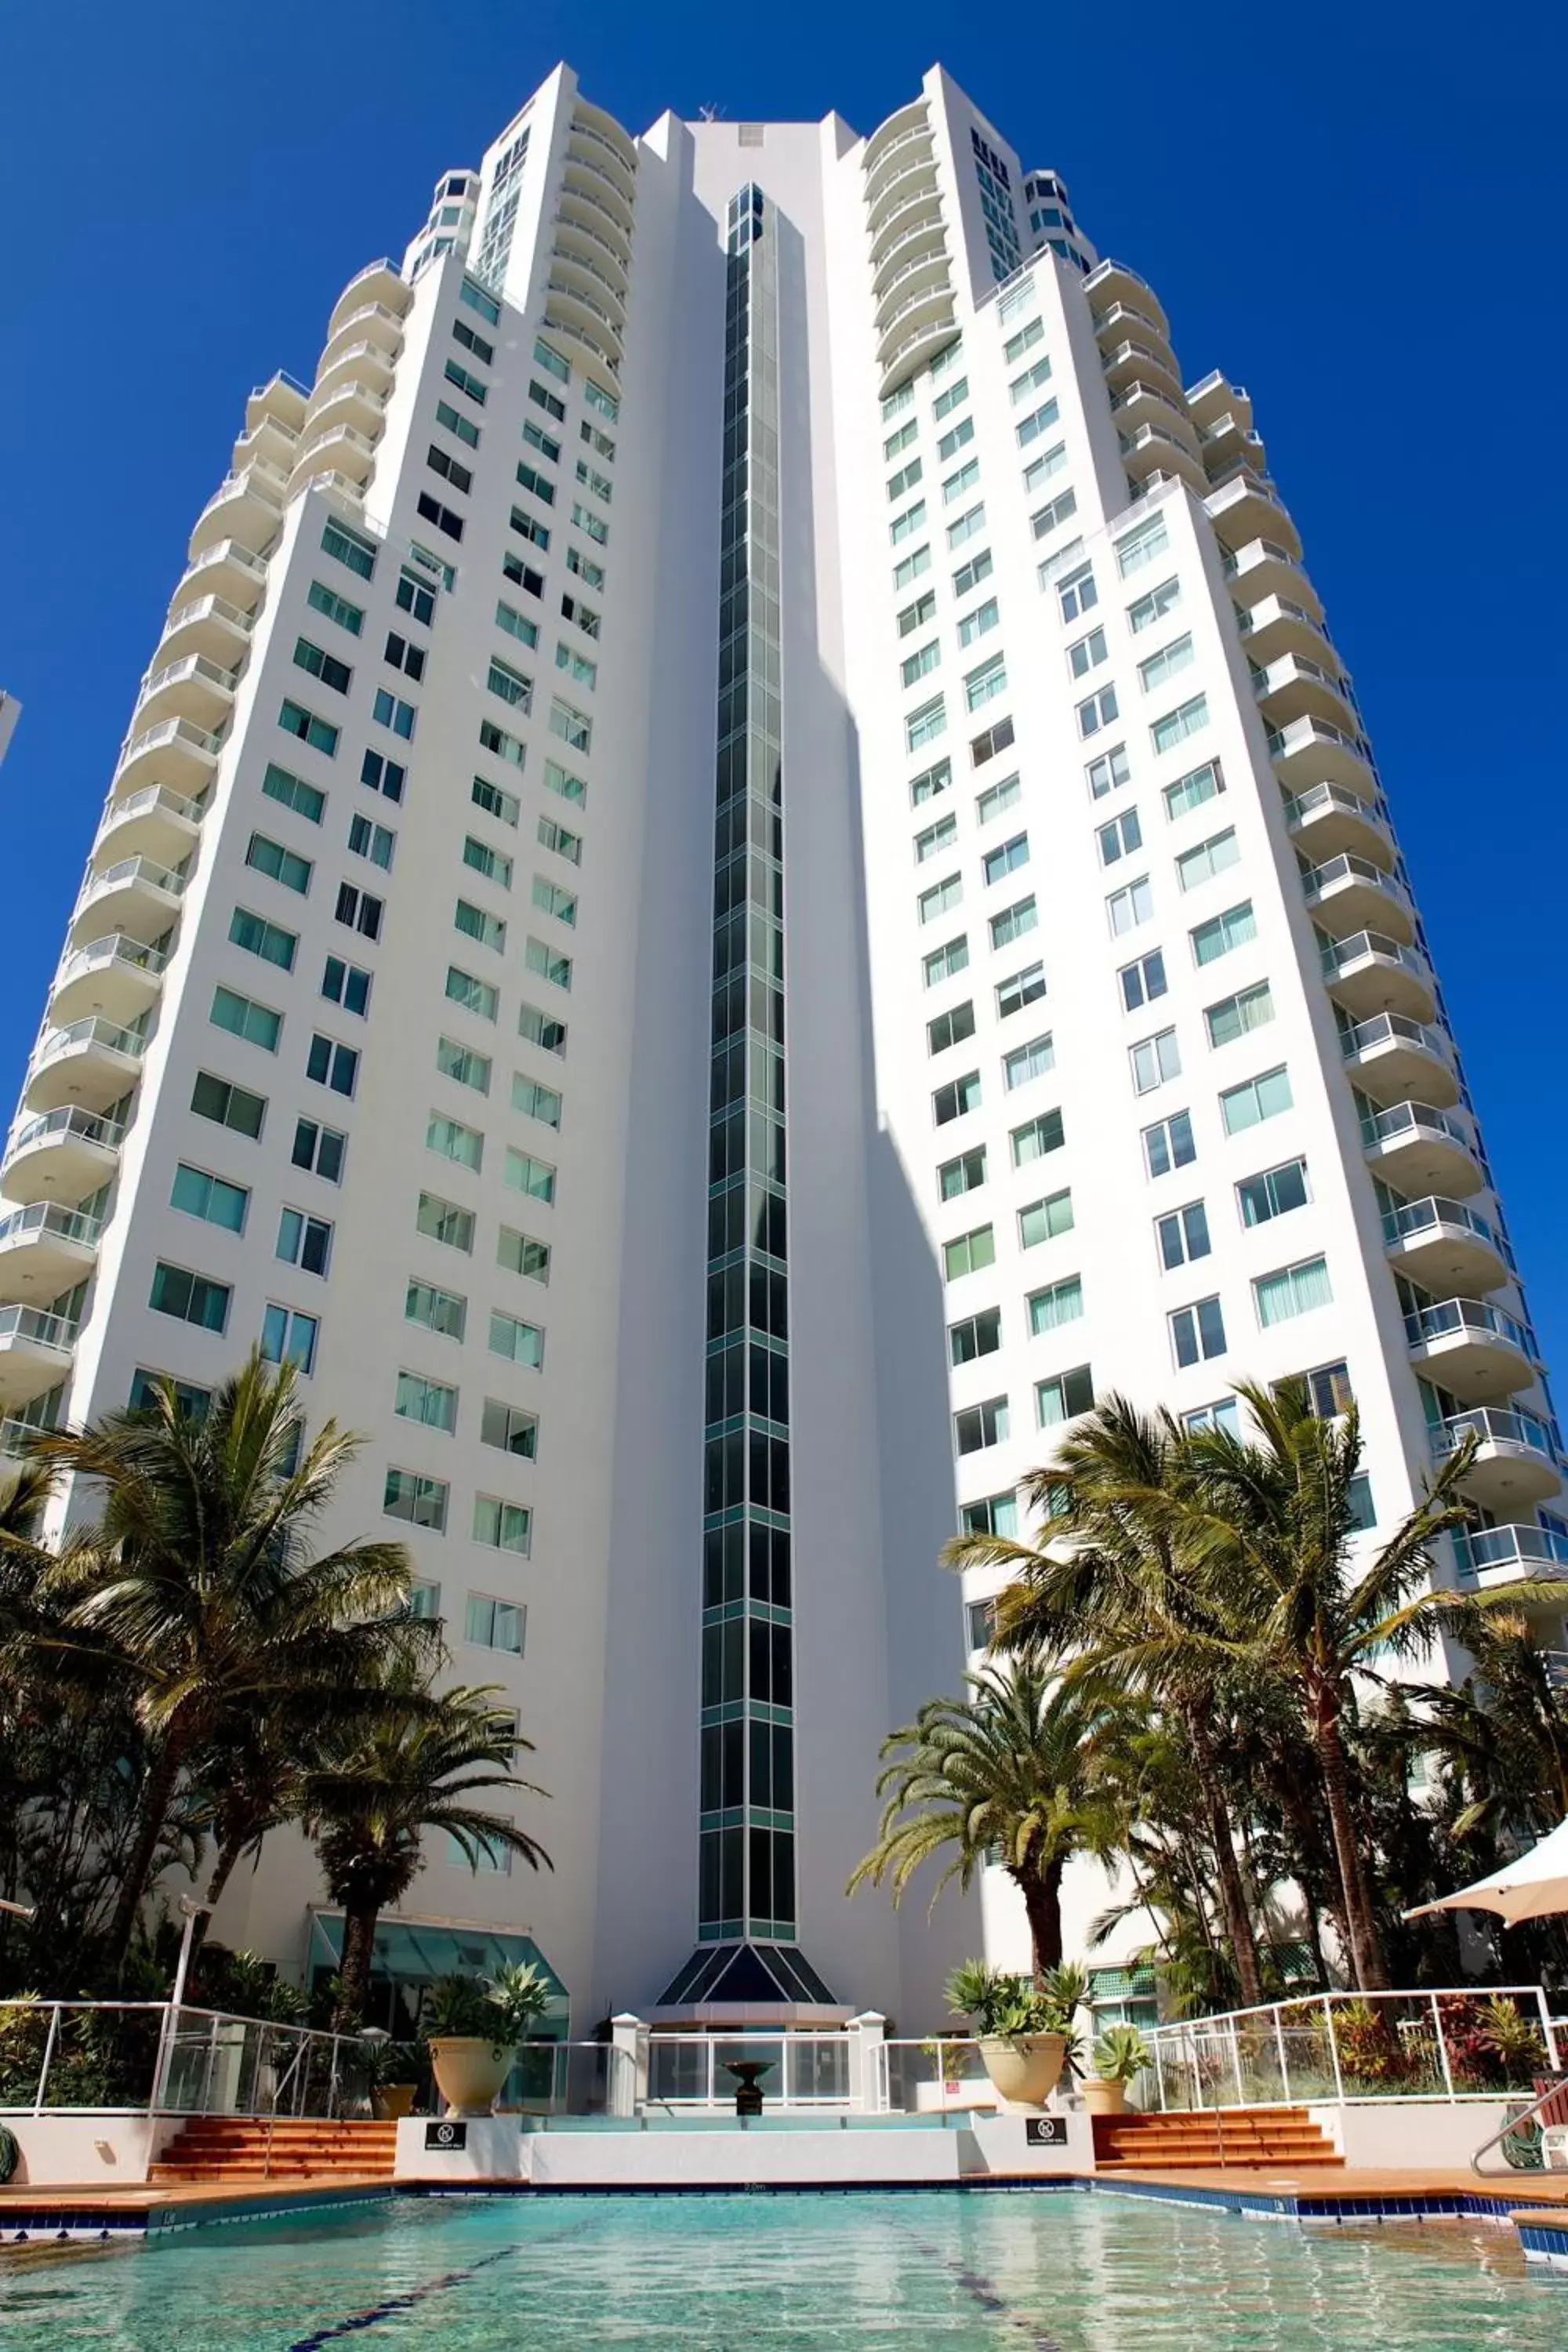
[2,2190,1563,2349]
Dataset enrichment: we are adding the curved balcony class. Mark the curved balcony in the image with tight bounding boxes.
[561,158,633,242]
[1455,1521,1568,1593]
[552,218,629,303]
[876,274,956,366]
[134,652,238,734]
[69,855,187,953]
[291,422,379,492]
[318,306,405,391]
[1205,470,1301,560]
[171,537,268,615]
[1362,1099,1483,1198]
[1252,650,1358,735]
[1111,380,1200,456]
[865,122,935,209]
[1405,1298,1536,1404]
[871,213,946,300]
[556,191,632,274]
[566,126,637,209]
[24,1016,147,1118]
[155,593,255,672]
[873,244,952,332]
[572,102,639,182]
[327,265,409,340]
[188,463,286,559]
[231,415,298,476]
[1239,591,1334,670]
[1285,782,1393,866]
[112,716,222,800]
[1092,299,1174,368]
[245,373,309,438]
[1085,257,1169,336]
[93,782,203,869]
[2,1105,125,1206]
[545,275,626,369]
[1222,536,1320,617]
[1186,368,1250,433]
[312,336,397,409]
[302,376,388,444]
[866,154,941,241]
[289,467,367,517]
[878,311,960,405]
[862,99,929,179]
[1119,422,1207,495]
[1201,417,1268,481]
[1339,1011,1458,1109]
[49,934,168,1030]
[1440,1410,1563,1512]
[541,308,621,390]
[1101,335,1185,402]
[869,184,943,268]
[1383,1196,1512,1297]
[0,1305,78,1408]
[0,1201,102,1302]
[1320,929,1433,1024]
[1301,853,1413,943]
[1267,713,1375,800]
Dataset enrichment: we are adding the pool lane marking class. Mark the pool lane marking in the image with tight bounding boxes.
[286,2243,521,2350]
[907,2230,1064,2349]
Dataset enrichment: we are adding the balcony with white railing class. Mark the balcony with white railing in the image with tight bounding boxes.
[171,536,268,615]
[1110,379,1201,454]
[24,1015,147,1117]
[49,932,168,1030]
[1,1105,125,1206]
[560,155,634,241]
[864,117,935,205]
[301,374,388,445]
[1382,1194,1512,1297]
[187,462,287,559]
[870,212,947,300]
[1200,416,1268,481]
[1284,781,1393,866]
[545,274,626,369]
[541,308,621,390]
[552,205,632,292]
[1099,334,1185,400]
[1267,711,1375,800]
[1301,851,1413,943]
[1438,1407,1563,1512]
[1454,1521,1568,1592]
[866,153,942,241]
[155,591,256,671]
[873,242,952,331]
[1091,298,1175,365]
[1360,1097,1483,1198]
[0,1304,78,1406]
[564,139,637,222]
[327,263,410,339]
[0,1200,103,1302]
[311,334,397,408]
[555,189,632,272]
[69,855,187,952]
[1240,590,1334,669]
[1185,367,1251,433]
[862,98,929,178]
[878,310,960,402]
[134,652,238,734]
[1205,468,1301,560]
[245,372,309,439]
[1118,421,1207,495]
[567,122,637,205]
[1320,928,1435,1024]
[111,715,222,800]
[877,271,958,370]
[1338,1011,1457,1108]
[549,229,629,310]
[571,104,639,184]
[1085,256,1170,336]
[1405,1298,1536,1403]
[290,421,379,492]
[1221,535,1320,615]
[230,413,299,477]
[93,782,204,870]
[1252,648,1358,735]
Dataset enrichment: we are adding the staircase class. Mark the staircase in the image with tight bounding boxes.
[1093,2104,1341,2172]
[150,2117,399,2184]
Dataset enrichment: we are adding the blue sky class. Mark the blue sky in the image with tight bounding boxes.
[3,2,1566,1379]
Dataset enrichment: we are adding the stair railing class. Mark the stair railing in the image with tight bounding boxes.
[1472,2076,1568,2177]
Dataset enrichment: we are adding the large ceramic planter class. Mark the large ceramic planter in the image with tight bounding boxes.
[372,2083,417,2121]
[977,2032,1066,2108]
[429,2036,514,2118]
[1082,2076,1128,2118]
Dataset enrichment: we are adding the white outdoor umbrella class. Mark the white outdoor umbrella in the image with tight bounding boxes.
[1404,1817,1568,1926]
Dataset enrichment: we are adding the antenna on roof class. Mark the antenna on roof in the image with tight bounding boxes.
[698,101,725,122]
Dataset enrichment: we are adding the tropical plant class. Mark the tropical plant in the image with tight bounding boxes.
[485,1959,555,2042]
[945,1962,1054,2040]
[305,1674,552,2029]
[848,1662,1123,1981]
[1091,2023,1151,2084]
[422,1975,498,2043]
[23,1356,422,1975]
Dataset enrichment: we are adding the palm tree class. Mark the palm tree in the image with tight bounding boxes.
[303,1675,552,2027]
[26,1354,420,1973]
[1176,1379,1561,1991]
[847,1661,1120,1981]
[1412,1605,1568,1841]
[947,1396,1269,2009]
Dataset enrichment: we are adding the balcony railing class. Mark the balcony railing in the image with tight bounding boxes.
[53,933,169,994]
[1321,930,1429,985]
[1404,1297,1534,1359]
[1383,1195,1514,1269]
[1436,1406,1558,1462]
[0,1200,103,1252]
[1360,1098,1471,1153]
[29,1014,147,1076]
[1454,1523,1568,1576]
[74,855,187,915]
[1339,1011,1453,1069]
[0,1303,78,1355]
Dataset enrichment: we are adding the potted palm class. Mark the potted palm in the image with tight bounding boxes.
[947,1961,1069,2109]
[1082,2024,1150,2118]
[426,1962,554,2118]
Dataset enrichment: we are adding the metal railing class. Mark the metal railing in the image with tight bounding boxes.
[1405,1296,1534,1359]
[644,2032,855,2111]
[1340,1010,1452,1068]
[877,2038,992,2114]
[1140,1987,1559,2113]
[0,2000,368,2118]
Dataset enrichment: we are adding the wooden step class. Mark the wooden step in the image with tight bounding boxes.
[1093,2103,1341,2172]
[151,2115,399,2185]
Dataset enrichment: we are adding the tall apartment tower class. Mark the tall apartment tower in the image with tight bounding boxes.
[2,61,1560,2029]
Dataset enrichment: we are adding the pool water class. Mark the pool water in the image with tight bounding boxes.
[2,2190,1563,2350]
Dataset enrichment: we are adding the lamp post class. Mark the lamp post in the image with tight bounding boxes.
[150,1893,212,2115]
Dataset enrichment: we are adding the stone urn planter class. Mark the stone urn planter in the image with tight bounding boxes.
[1081,2075,1129,2118]
[977,2032,1066,2108]
[429,2037,514,2118]
[372,2082,418,2122]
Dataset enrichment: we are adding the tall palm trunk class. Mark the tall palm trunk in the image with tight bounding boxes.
[183,1836,246,1976]
[1185,1705,1264,2008]
[334,1900,382,2031]
[1017,1857,1065,1984]
[1310,1686,1388,1990]
[103,1735,185,1975]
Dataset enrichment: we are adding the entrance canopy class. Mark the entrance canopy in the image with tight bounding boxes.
[1404,1818,1568,1926]
[308,1911,568,2032]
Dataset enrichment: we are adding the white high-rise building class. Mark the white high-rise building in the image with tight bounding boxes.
[2,61,1560,2034]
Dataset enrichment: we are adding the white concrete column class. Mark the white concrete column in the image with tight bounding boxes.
[847,2010,887,2113]
[608,2013,646,2117]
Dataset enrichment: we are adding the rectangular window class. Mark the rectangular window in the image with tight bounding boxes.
[455,898,506,953]
[965,654,1007,712]
[487,656,532,712]
[396,567,437,624]
[191,1069,265,1140]
[383,630,426,683]
[1067,625,1107,679]
[372,688,417,739]
[169,1162,249,1234]
[259,1302,318,1375]
[322,516,376,579]
[292,637,352,694]
[995,960,1046,1019]
[383,1467,449,1531]
[417,1190,475,1253]
[1152,693,1210,755]
[497,1225,551,1283]
[1004,314,1045,361]
[1144,1109,1196,1178]
[1138,633,1195,694]
[938,1145,987,1201]
[463,834,513,890]
[1171,1294,1227,1367]
[210,983,281,1051]
[955,1397,1009,1455]
[245,832,312,895]
[906,695,946,752]
[942,457,981,506]
[1131,1027,1181,1094]
[1156,1200,1210,1270]
[292,1118,345,1183]
[1237,1158,1310,1227]
[1029,1274,1083,1337]
[1031,486,1077,543]
[426,1112,484,1171]
[544,758,586,808]
[884,419,917,459]
[495,601,539,653]
[510,506,550,550]
[982,832,1029,886]
[1254,1254,1332,1328]
[1097,808,1142,866]
[481,1399,539,1459]
[914,815,958,866]
[489,1308,543,1368]
[1119,949,1167,1011]
[480,717,526,769]
[537,815,581,866]
[149,1261,230,1333]
[887,457,924,499]
[1182,1397,1242,1440]
[360,749,405,803]
[1192,899,1257,965]
[437,1034,492,1094]
[1022,442,1067,492]
[1076,685,1119,738]
[505,1147,557,1203]
[918,872,963,926]
[406,1279,466,1342]
[927,1000,976,1056]
[1128,576,1181,634]
[932,373,969,419]
[1003,1033,1054,1091]
[890,500,927,546]
[1018,1189,1074,1250]
[528,382,565,429]
[276,1205,332,1276]
[1177,827,1240,891]
[1016,399,1061,448]
[1106,876,1153,935]
[1220,1064,1293,1135]
[989,895,1036,950]
[518,1001,568,1055]
[512,1074,562,1128]
[516,459,555,506]
[923,936,970,992]
[953,549,993,600]
[1036,1363,1093,1429]
[893,545,931,590]
[942,1222,995,1282]
[1206,981,1275,1050]
[548,697,591,753]
[933,1071,982,1126]
[395,1371,458,1433]
[348,813,395,870]
[473,775,521,830]
[261,762,326,824]
[305,1032,358,1097]
[1087,743,1131,800]
[902,640,940,688]
[531,876,576,926]
[1010,353,1053,403]
[910,757,952,807]
[452,317,494,365]
[949,1307,1002,1366]
[1164,760,1225,822]
[1116,513,1170,576]
[569,500,608,546]
[898,590,938,638]
[437,397,481,448]
[524,936,572,989]
[474,1496,532,1556]
[1011,1107,1065,1167]
[321,956,371,1016]
[445,964,499,1023]
[946,505,988,561]
[975,773,1021,827]
[465,1592,525,1653]
[416,492,463,543]
[1057,563,1098,623]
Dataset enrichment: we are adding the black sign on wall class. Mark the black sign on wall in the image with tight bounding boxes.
[1025,2115,1069,2147]
[424,2119,468,2151]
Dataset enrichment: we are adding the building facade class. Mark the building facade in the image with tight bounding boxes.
[2,61,1561,2031]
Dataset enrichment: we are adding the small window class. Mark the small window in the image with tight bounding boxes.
[321,956,371,1017]
[1011,1108,1065,1167]
[955,1397,1009,1455]
[211,984,281,1051]
[1171,1295,1227,1368]
[384,1467,449,1531]
[1237,1158,1311,1227]
[306,1033,358,1098]
[446,964,498,1022]
[169,1163,249,1234]
[497,1226,551,1283]
[975,774,1021,827]
[927,999,977,1056]
[1029,1276,1083,1337]
[348,813,396,870]
[1127,576,1181,634]
[361,750,405,803]
[1076,685,1119,739]
[489,1308,543,1368]
[505,1148,557,1203]
[474,1496,532,1555]
[933,1071,982,1126]
[938,1145,988,1201]
[1156,1200,1210,1271]
[949,1307,1003,1366]
[1116,513,1170,577]
[1067,626,1107,679]
[1254,1255,1332,1328]
[191,1069,265,1140]
[260,1302,318,1376]
[1191,900,1257,966]
[481,1399,539,1459]
[276,1205,332,1276]
[1130,1027,1181,1094]
[1106,876,1153,935]
[1097,809,1142,866]
[996,960,1046,1019]
[1220,1065,1293,1136]
[465,1592,525,1653]
[292,1118,346,1183]
[1036,1363,1094,1429]
[263,763,326,823]
[1119,949,1167,1012]
[1206,982,1275,1050]
[394,1372,458,1434]
[1152,692,1210,757]
[1164,760,1225,821]
[942,1223,995,1281]
[437,1034,492,1094]
[245,833,312,895]
[406,1279,467,1342]
[1087,744,1131,800]
[1143,1109,1196,1178]
[426,1111,484,1171]
[416,1191,475,1254]
[149,1261,230,1333]
[1003,1033,1054,1091]
[1018,1189,1073,1250]
[983,833,1029,887]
